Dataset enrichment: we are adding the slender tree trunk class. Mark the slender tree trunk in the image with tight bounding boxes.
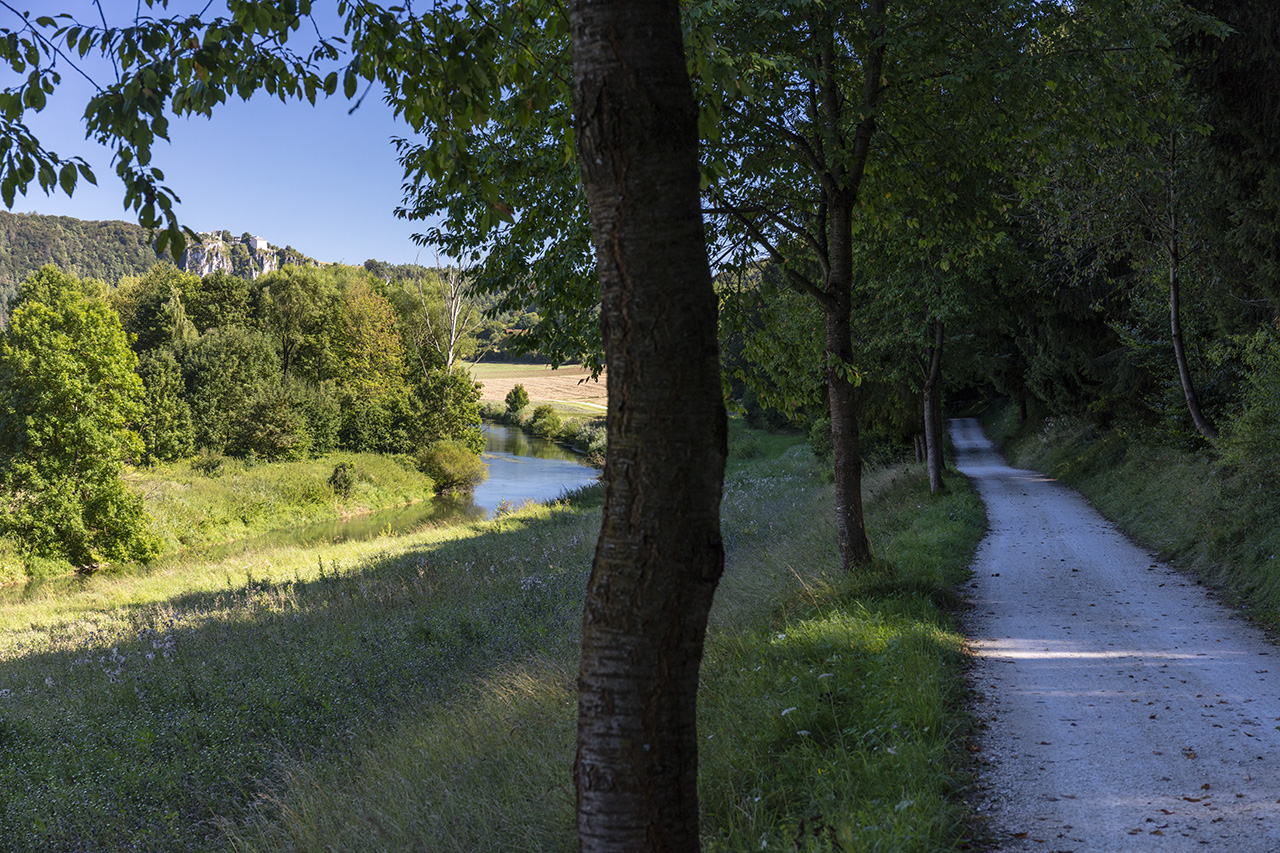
[813,5,884,571]
[571,2,727,849]
[1165,132,1217,441]
[922,319,946,493]
[824,193,873,569]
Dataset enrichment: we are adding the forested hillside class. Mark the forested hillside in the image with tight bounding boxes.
[0,211,164,305]
[0,212,326,325]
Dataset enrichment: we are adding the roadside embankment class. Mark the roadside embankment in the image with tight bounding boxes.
[984,401,1280,631]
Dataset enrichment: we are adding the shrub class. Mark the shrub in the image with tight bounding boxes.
[416,440,489,493]
[328,462,358,499]
[807,417,833,461]
[729,433,763,460]
[527,404,562,437]
[192,450,227,478]
[505,383,530,414]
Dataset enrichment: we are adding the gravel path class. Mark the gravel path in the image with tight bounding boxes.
[952,417,1280,851]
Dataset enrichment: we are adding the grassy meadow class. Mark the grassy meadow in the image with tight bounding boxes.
[0,422,987,851]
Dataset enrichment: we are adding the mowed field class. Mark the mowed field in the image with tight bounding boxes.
[469,361,607,414]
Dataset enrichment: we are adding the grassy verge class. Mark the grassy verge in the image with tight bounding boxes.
[129,452,437,552]
[985,401,1280,631]
[0,427,986,852]
[223,441,986,852]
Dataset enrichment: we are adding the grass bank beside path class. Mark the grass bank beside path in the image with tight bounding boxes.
[0,421,986,852]
[984,401,1280,633]
[130,452,437,553]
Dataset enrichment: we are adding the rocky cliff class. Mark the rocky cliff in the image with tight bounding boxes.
[179,232,314,279]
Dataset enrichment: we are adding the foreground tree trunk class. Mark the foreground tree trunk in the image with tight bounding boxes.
[571,1,727,849]
[922,319,946,493]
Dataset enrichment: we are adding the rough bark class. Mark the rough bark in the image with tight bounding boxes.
[570,1,727,849]
[922,319,946,493]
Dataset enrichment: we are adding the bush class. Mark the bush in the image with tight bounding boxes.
[415,440,489,493]
[505,383,530,414]
[808,417,833,461]
[328,462,358,499]
[729,433,763,460]
[192,450,226,478]
[527,404,562,437]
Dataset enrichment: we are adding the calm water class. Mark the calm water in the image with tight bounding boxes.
[2,425,599,599]
[474,423,601,511]
[206,422,599,554]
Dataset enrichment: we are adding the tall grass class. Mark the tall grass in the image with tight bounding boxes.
[0,426,987,852]
[130,452,437,552]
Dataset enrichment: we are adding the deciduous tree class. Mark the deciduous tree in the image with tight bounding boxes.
[0,266,158,566]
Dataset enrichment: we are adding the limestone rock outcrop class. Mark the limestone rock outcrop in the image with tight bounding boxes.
[178,232,312,279]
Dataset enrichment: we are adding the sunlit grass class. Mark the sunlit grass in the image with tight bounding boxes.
[0,427,988,852]
[129,452,437,552]
[0,498,596,851]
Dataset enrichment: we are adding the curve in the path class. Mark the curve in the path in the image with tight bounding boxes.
[952,417,1280,852]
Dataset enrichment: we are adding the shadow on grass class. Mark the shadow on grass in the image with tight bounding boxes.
[0,492,602,852]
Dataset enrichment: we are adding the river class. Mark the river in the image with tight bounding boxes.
[2,424,599,599]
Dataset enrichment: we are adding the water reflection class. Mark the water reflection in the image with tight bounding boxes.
[473,423,600,512]
[1,424,599,600]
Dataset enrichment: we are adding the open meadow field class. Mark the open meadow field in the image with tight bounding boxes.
[469,362,607,415]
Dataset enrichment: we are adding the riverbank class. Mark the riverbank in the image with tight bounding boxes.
[0,427,986,851]
[130,451,437,554]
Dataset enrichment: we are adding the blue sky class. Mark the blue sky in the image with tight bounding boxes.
[6,4,439,266]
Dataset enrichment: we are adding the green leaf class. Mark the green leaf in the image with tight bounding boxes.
[58,162,76,196]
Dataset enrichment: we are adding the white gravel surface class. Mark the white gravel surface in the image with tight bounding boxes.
[952,417,1280,851]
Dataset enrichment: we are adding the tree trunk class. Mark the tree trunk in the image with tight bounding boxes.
[922,319,946,493]
[571,2,727,850]
[1165,133,1217,441]
[823,193,873,569]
